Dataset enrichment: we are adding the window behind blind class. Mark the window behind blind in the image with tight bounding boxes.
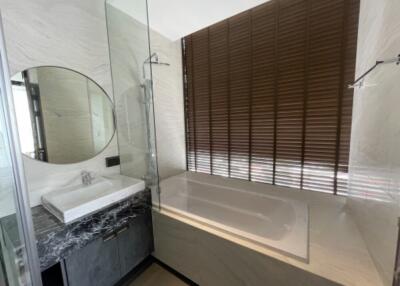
[183,0,359,195]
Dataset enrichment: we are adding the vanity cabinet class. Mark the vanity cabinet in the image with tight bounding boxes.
[64,212,153,286]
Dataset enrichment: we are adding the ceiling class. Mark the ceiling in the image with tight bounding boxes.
[109,0,270,41]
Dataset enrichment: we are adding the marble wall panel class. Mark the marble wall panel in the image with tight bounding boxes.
[0,0,120,208]
[347,0,400,285]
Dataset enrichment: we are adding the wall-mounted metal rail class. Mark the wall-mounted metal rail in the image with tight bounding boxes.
[349,54,400,88]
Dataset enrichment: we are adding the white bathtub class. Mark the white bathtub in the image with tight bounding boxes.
[159,173,309,261]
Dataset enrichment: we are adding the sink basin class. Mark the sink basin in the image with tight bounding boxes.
[42,174,145,223]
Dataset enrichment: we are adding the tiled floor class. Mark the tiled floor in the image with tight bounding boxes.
[129,263,188,286]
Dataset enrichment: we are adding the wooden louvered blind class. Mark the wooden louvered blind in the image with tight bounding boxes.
[183,0,359,195]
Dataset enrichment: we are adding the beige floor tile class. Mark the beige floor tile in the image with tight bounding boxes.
[129,263,188,286]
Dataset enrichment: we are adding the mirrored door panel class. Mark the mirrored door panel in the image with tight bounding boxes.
[0,18,41,286]
[0,61,31,286]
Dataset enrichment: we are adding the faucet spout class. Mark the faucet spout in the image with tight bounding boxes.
[81,171,94,186]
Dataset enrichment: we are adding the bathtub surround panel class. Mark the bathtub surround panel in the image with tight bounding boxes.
[347,0,400,285]
[153,213,337,286]
[0,0,120,208]
[155,172,383,286]
[154,212,362,286]
[183,0,359,195]
[160,174,309,260]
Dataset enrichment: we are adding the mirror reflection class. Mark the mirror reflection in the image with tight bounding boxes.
[11,66,115,164]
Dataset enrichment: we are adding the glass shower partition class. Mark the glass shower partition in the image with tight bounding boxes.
[105,0,160,208]
[0,14,42,286]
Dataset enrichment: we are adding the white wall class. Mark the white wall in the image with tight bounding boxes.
[347,0,400,285]
[110,0,270,41]
[0,0,120,207]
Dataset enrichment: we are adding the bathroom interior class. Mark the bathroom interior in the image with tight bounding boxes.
[0,0,399,285]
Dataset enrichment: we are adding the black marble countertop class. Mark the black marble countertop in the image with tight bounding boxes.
[0,189,151,271]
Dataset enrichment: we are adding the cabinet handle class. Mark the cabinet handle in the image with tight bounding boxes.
[103,233,117,242]
[116,226,129,235]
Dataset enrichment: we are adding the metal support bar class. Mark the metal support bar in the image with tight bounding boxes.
[349,54,400,88]
[393,217,400,286]
[142,52,170,79]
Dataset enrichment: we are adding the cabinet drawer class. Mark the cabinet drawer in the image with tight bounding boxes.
[65,233,120,286]
[118,211,154,277]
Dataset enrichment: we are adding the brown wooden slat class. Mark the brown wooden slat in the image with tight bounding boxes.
[192,29,211,174]
[209,22,230,177]
[275,0,307,189]
[184,36,196,171]
[303,0,344,193]
[250,1,276,184]
[228,11,252,180]
[183,0,359,195]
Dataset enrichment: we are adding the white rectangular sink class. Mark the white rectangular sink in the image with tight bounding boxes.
[42,174,145,223]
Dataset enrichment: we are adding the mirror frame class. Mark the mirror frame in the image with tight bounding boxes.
[11,65,117,165]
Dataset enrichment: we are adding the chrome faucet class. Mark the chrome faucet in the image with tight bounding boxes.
[81,171,94,186]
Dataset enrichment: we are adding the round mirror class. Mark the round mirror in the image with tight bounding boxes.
[11,66,115,164]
